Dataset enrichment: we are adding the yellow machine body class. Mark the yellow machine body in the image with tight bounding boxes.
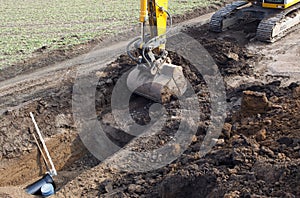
[262,0,300,9]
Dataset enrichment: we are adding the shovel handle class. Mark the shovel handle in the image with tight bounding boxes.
[30,112,57,176]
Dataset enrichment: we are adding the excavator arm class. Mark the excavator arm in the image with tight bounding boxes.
[126,0,187,102]
[140,0,168,50]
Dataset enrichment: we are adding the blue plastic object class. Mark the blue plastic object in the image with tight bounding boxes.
[25,173,55,196]
[41,183,54,196]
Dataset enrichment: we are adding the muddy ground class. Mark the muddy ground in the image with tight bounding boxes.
[0,5,300,198]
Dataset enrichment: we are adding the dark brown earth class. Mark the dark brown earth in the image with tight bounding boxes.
[55,51,300,197]
[0,2,299,198]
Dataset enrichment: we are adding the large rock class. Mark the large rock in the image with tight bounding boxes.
[241,91,271,115]
[292,86,300,98]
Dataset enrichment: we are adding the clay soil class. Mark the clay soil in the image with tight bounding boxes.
[0,5,299,198]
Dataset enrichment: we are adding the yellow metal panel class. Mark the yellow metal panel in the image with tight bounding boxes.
[155,0,168,36]
[263,0,299,9]
[262,3,285,8]
[140,0,148,22]
[285,0,300,7]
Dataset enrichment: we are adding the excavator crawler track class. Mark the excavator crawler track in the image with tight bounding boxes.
[209,1,249,32]
[256,2,300,42]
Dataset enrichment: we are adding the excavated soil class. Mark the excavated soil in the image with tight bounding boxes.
[0,7,299,198]
[56,56,299,197]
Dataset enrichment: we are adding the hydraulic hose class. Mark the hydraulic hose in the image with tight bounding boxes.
[127,37,141,63]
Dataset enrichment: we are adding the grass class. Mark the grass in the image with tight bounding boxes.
[0,0,216,69]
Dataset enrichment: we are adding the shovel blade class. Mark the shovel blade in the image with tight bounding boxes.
[127,63,187,102]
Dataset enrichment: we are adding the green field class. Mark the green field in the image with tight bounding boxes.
[0,0,215,69]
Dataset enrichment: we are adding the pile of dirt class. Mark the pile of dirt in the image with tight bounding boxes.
[56,24,298,197]
[184,24,257,76]
[57,79,300,198]
[55,24,298,197]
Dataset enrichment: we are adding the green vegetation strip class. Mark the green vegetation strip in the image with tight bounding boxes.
[0,0,216,69]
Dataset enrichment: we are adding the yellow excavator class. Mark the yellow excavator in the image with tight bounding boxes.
[126,0,300,101]
[210,0,300,42]
[126,0,187,102]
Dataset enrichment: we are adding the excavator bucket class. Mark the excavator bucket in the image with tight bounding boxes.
[127,63,187,102]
